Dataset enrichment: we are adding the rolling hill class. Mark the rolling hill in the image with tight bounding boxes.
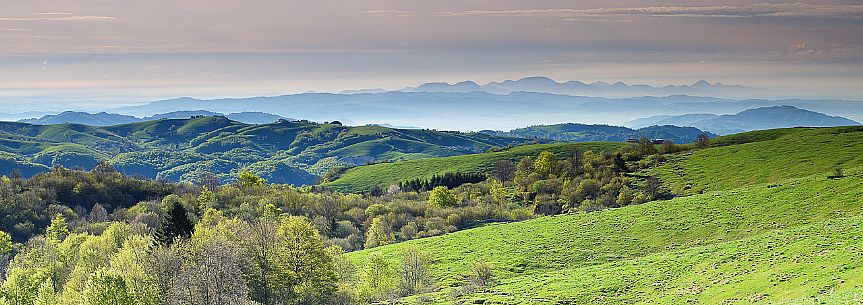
[646,126,863,195]
[0,117,531,184]
[323,142,632,193]
[346,126,863,304]
[19,111,140,126]
[18,110,288,126]
[483,123,712,143]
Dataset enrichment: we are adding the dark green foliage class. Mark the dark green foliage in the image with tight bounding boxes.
[0,117,531,186]
[155,200,194,245]
[400,172,487,192]
[486,123,713,144]
[0,166,174,242]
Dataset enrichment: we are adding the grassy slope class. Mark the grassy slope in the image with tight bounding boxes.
[347,127,863,304]
[349,173,863,304]
[480,210,863,304]
[648,126,863,195]
[325,142,632,193]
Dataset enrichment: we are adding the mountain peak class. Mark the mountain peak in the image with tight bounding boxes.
[454,80,479,86]
[691,80,713,87]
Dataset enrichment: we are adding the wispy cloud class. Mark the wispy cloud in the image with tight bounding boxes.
[0,15,116,22]
[437,3,863,19]
[789,43,863,60]
[355,10,413,17]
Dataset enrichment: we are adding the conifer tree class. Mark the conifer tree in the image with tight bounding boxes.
[155,201,194,245]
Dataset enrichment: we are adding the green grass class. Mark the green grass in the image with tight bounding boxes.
[472,212,863,304]
[347,171,863,303]
[647,126,863,195]
[325,142,632,193]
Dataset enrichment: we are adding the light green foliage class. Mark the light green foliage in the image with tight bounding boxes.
[326,142,629,193]
[82,271,134,305]
[196,187,218,211]
[488,180,508,205]
[269,216,339,302]
[238,171,267,190]
[107,235,160,305]
[159,194,185,213]
[428,186,458,207]
[0,230,12,254]
[533,151,557,177]
[359,254,396,302]
[364,217,393,249]
[45,214,68,241]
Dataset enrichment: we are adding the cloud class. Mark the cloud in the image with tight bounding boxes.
[437,3,863,19]
[354,10,413,17]
[0,15,116,22]
[789,43,863,60]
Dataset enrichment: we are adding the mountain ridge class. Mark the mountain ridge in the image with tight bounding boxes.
[17,110,290,126]
[626,105,860,135]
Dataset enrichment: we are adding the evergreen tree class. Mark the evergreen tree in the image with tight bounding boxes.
[155,201,194,245]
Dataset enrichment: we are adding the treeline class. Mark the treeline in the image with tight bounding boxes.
[493,136,683,215]
[399,172,487,192]
[0,167,523,304]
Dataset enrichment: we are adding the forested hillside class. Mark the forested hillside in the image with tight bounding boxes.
[0,126,860,305]
[0,117,530,185]
[324,142,631,193]
[483,123,712,143]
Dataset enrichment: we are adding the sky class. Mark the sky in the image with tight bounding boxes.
[1,0,863,112]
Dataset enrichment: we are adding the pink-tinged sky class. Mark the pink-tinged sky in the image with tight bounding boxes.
[1,0,862,110]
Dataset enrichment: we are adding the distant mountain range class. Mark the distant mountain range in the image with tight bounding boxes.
[399,77,761,98]
[18,110,289,126]
[483,124,713,144]
[0,117,531,185]
[106,92,863,131]
[626,106,860,135]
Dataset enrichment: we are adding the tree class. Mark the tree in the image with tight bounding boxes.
[82,271,134,305]
[637,136,657,155]
[155,200,194,245]
[428,186,458,207]
[660,140,677,154]
[269,216,338,304]
[0,230,12,254]
[197,187,218,211]
[695,133,710,149]
[613,153,627,173]
[89,203,109,222]
[46,214,69,241]
[238,171,267,190]
[534,151,558,177]
[646,177,663,200]
[92,160,117,175]
[490,160,515,182]
[364,217,393,249]
[397,247,434,296]
[360,254,395,302]
[467,260,495,290]
[489,179,509,205]
[171,237,254,305]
